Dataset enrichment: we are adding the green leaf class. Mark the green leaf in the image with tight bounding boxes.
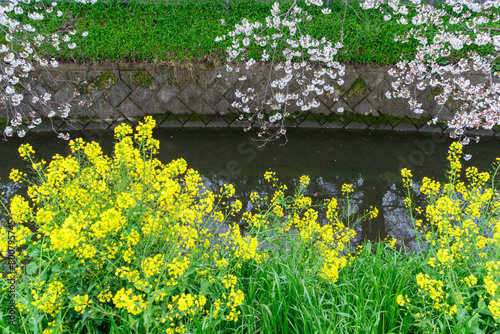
[26,262,38,276]
[478,298,487,311]
[200,280,211,294]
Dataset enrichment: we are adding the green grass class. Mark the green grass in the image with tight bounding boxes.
[8,0,500,65]
[228,241,420,334]
[18,0,421,65]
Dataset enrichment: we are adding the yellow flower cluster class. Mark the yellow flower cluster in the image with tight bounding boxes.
[421,177,441,197]
[9,168,27,183]
[490,300,500,320]
[167,256,190,286]
[0,117,234,331]
[387,236,397,248]
[19,143,35,160]
[416,273,446,310]
[222,274,238,289]
[31,280,66,317]
[396,294,410,306]
[0,116,384,332]
[238,172,366,285]
[341,183,353,195]
[242,212,268,229]
[400,142,500,328]
[461,274,478,288]
[223,224,262,263]
[71,294,92,313]
[112,288,147,315]
[225,288,244,322]
[299,175,310,187]
[141,254,165,278]
[173,293,207,315]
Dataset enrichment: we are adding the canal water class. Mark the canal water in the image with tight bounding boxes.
[1,128,499,249]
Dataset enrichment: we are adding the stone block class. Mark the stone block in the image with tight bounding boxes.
[345,121,369,131]
[393,122,418,132]
[321,121,345,130]
[465,73,488,87]
[183,119,207,128]
[366,80,392,109]
[285,102,301,114]
[84,84,105,104]
[89,97,120,119]
[37,71,66,92]
[345,77,370,109]
[129,85,155,106]
[31,82,55,99]
[214,97,233,116]
[402,108,430,119]
[418,86,437,113]
[317,90,337,108]
[341,71,360,92]
[368,122,393,131]
[309,101,330,115]
[196,69,218,88]
[67,104,92,118]
[106,80,132,108]
[354,99,379,117]
[376,100,406,118]
[151,69,174,87]
[213,70,240,95]
[87,71,120,91]
[243,68,265,88]
[360,71,385,91]
[330,99,353,114]
[384,71,397,85]
[298,120,321,128]
[117,98,143,118]
[204,117,231,128]
[149,70,169,86]
[223,81,244,103]
[157,118,183,128]
[176,67,197,89]
[202,87,224,106]
[191,98,216,115]
[66,70,87,84]
[52,82,76,103]
[143,98,166,115]
[120,70,154,89]
[166,98,192,115]
[417,123,446,134]
[59,121,86,132]
[156,82,180,107]
[80,120,114,131]
[467,128,495,137]
[179,82,204,107]
[421,103,451,122]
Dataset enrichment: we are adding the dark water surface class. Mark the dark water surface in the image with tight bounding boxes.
[1,128,499,247]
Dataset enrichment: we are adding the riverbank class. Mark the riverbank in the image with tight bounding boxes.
[18,62,499,138]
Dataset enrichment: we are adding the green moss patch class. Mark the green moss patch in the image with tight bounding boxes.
[90,73,117,91]
[347,78,366,98]
[133,71,154,87]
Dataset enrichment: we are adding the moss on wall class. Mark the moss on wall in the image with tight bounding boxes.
[134,71,154,87]
[347,78,366,98]
[91,73,117,91]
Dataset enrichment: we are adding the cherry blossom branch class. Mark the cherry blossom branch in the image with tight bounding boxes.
[217,0,345,145]
[0,0,96,139]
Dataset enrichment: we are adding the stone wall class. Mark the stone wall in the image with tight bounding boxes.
[18,62,498,136]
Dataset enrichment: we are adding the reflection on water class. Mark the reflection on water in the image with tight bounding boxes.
[1,127,499,247]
